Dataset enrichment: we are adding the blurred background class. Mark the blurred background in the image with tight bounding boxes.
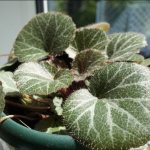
[0,0,150,149]
[0,0,150,65]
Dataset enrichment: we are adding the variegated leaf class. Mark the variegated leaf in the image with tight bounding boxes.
[14,12,76,62]
[0,71,18,95]
[72,28,108,52]
[14,62,73,95]
[0,82,5,114]
[107,32,147,62]
[72,49,106,80]
[63,62,150,150]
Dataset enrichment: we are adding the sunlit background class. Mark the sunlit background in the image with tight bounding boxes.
[0,0,150,65]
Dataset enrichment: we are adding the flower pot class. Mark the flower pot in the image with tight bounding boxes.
[0,114,88,150]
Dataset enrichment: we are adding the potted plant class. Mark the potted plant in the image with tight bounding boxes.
[0,12,150,150]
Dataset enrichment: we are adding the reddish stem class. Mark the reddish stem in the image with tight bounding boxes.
[6,100,50,112]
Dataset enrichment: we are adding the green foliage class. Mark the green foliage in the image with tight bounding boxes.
[63,63,150,150]
[106,32,147,62]
[141,58,150,66]
[72,28,108,52]
[14,62,73,95]
[73,49,106,80]
[0,12,149,150]
[127,53,144,63]
[14,12,76,62]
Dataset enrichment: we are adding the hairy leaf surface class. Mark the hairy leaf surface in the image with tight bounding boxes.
[14,12,76,62]
[107,33,147,62]
[72,49,106,80]
[14,62,73,95]
[72,28,108,52]
[63,63,150,150]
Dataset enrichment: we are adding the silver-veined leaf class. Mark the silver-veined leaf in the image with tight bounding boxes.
[0,82,5,114]
[72,49,106,80]
[0,71,19,95]
[63,62,150,150]
[14,62,73,95]
[14,12,76,62]
[72,28,108,52]
[107,32,147,62]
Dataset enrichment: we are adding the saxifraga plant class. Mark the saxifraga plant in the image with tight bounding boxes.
[1,12,150,150]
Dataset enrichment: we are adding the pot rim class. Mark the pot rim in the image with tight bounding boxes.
[0,113,86,150]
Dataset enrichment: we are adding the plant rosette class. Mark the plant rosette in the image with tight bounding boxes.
[0,12,150,150]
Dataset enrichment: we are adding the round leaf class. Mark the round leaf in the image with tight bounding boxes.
[107,32,147,62]
[63,63,150,150]
[14,12,76,62]
[72,28,108,52]
[72,49,106,80]
[14,62,73,95]
[0,82,5,114]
